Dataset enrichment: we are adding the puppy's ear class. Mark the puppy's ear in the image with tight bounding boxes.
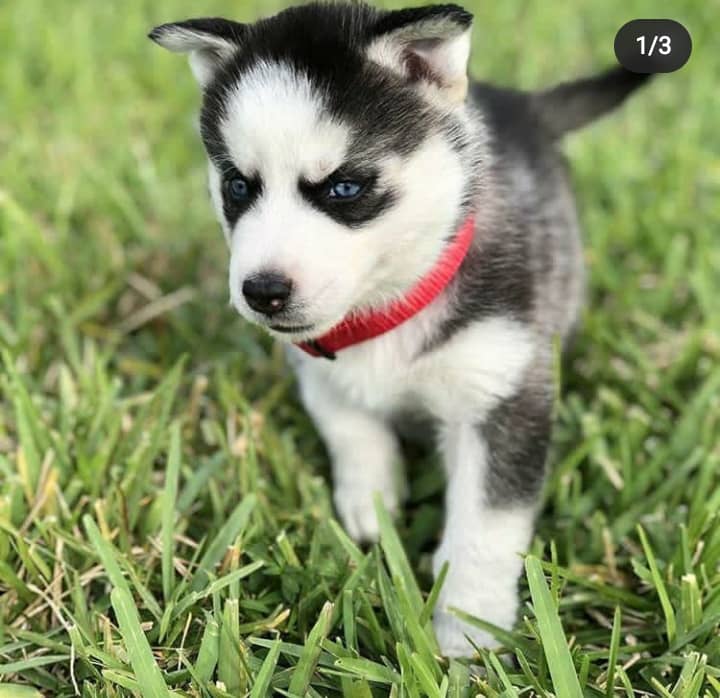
[367,4,473,104]
[149,18,246,87]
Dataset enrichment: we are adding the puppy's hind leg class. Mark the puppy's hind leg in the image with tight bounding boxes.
[297,369,405,543]
[433,386,551,657]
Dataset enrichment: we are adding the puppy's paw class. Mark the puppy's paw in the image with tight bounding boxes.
[431,546,518,658]
[433,610,500,658]
[334,481,399,543]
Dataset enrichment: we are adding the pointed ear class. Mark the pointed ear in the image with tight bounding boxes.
[367,4,473,104]
[149,18,247,88]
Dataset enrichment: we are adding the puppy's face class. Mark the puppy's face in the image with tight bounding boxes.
[151,3,481,341]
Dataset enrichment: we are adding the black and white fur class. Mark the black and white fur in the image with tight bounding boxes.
[150,2,650,657]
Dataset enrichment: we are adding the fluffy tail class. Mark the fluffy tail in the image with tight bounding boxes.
[533,67,653,138]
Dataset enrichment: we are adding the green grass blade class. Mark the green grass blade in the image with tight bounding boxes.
[343,589,357,652]
[447,607,532,655]
[0,686,45,698]
[487,651,519,697]
[162,421,182,602]
[83,515,132,598]
[605,606,622,697]
[419,560,448,627]
[525,555,582,698]
[111,587,172,698]
[250,638,282,698]
[374,495,423,616]
[637,526,677,642]
[218,598,248,694]
[288,601,334,695]
[341,678,374,698]
[191,494,257,592]
[328,519,366,568]
[334,657,401,686]
[409,652,441,697]
[0,656,69,673]
[447,660,471,698]
[194,616,220,684]
[200,560,265,599]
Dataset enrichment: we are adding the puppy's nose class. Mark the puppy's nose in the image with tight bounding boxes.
[242,272,292,316]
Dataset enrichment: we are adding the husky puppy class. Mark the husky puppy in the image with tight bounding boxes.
[150,1,650,657]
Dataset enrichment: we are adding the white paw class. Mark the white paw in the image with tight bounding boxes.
[433,609,500,658]
[334,481,399,543]
[432,546,519,658]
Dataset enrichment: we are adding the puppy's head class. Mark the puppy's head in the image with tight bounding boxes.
[150,2,484,341]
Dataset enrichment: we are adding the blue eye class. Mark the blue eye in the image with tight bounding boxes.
[329,181,362,199]
[226,176,249,202]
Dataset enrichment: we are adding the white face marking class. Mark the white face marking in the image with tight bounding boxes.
[221,61,349,183]
[207,61,467,340]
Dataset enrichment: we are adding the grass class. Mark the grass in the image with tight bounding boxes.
[0,0,718,695]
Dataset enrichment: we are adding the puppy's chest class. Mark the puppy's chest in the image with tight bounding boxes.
[299,315,538,422]
[326,347,429,416]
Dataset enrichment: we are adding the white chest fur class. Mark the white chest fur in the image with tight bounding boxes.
[292,299,536,424]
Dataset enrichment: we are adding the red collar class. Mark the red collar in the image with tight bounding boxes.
[297,214,475,359]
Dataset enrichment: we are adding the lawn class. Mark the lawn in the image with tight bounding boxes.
[1,0,718,696]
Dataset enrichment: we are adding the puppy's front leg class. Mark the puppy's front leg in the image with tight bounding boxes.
[297,368,404,543]
[433,391,550,657]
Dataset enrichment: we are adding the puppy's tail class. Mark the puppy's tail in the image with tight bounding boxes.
[533,66,653,138]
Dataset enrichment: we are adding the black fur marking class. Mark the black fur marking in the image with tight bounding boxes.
[425,233,535,353]
[299,170,397,228]
[218,164,262,227]
[371,4,473,38]
[480,385,553,506]
[533,66,653,138]
[423,81,571,353]
[471,82,555,172]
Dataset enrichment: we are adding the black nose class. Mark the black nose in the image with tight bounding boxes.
[242,272,292,316]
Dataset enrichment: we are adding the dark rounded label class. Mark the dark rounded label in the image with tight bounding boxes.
[614,19,691,73]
